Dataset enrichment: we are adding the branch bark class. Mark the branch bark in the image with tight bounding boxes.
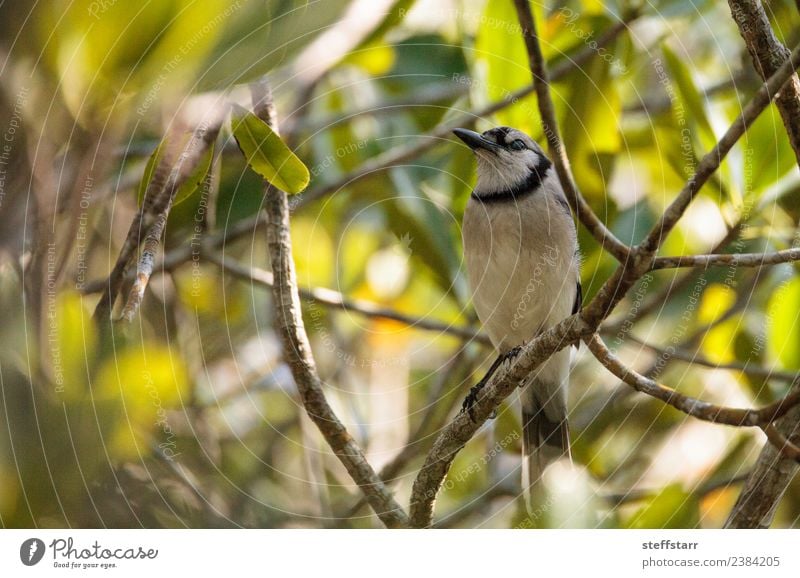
[728,0,800,166]
[725,400,800,528]
[251,79,409,528]
[93,121,219,321]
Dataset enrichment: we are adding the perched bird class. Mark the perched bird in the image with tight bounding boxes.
[453,126,581,496]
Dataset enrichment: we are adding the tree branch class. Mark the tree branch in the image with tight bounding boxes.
[205,251,490,345]
[250,79,409,529]
[93,121,219,321]
[651,247,800,270]
[618,331,800,384]
[585,42,800,327]
[512,0,633,262]
[585,333,800,428]
[409,312,593,527]
[728,0,800,166]
[725,396,800,528]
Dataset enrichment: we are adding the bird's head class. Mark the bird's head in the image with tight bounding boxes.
[452,126,552,201]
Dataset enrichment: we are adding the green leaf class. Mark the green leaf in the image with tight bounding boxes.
[661,44,716,149]
[173,140,215,207]
[625,484,699,529]
[137,139,166,206]
[560,55,620,208]
[137,138,215,208]
[473,0,541,134]
[743,103,796,194]
[767,276,800,370]
[230,104,310,195]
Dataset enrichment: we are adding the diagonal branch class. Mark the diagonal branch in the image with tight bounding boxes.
[409,312,592,527]
[638,42,800,257]
[512,0,633,262]
[585,41,800,327]
[94,122,220,321]
[250,79,409,528]
[585,333,800,429]
[728,0,800,166]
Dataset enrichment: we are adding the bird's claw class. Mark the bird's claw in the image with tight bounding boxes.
[461,382,485,422]
[461,346,524,421]
[506,345,523,360]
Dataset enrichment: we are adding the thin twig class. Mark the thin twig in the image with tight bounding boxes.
[94,122,220,321]
[619,332,800,383]
[251,79,409,528]
[651,247,800,270]
[512,0,634,262]
[606,218,747,332]
[206,251,490,345]
[585,333,800,427]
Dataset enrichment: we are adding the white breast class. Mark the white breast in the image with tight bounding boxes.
[462,180,579,354]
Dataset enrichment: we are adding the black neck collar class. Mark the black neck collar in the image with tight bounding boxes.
[471,156,553,204]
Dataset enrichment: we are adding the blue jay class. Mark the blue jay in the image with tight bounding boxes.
[454,126,581,497]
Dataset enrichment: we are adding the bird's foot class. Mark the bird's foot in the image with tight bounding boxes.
[461,379,487,422]
[505,345,523,361]
[461,346,524,422]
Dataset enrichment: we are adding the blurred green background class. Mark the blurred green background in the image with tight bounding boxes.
[1,0,799,528]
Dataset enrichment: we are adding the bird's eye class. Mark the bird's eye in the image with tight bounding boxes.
[509,139,526,151]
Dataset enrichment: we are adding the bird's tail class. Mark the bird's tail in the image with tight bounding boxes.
[521,374,571,511]
[521,403,570,485]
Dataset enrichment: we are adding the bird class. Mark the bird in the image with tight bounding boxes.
[453,125,581,499]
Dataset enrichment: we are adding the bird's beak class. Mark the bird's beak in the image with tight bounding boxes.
[452,128,499,152]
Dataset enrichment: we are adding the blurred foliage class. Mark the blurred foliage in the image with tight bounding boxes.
[1,0,800,529]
